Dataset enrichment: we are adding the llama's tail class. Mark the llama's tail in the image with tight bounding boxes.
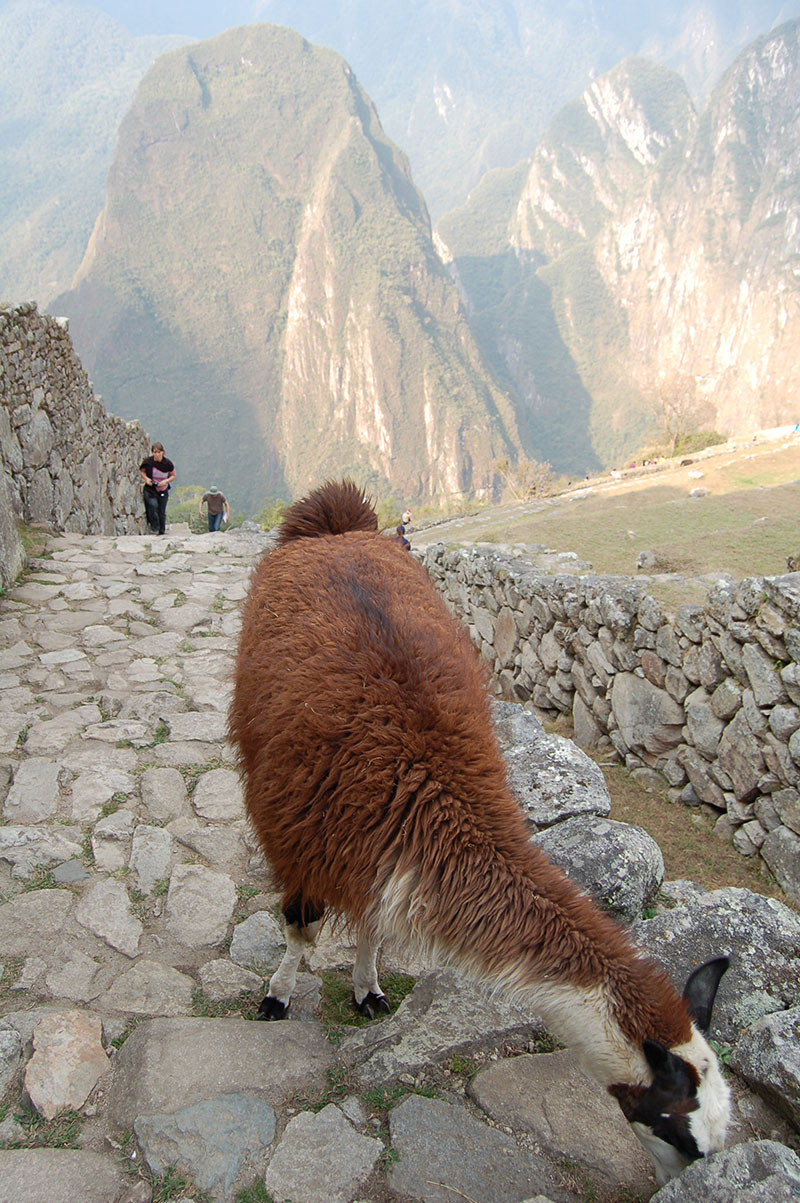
[276,479,378,545]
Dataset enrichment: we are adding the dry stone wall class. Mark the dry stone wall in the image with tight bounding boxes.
[0,466,24,588]
[423,543,800,903]
[0,301,149,543]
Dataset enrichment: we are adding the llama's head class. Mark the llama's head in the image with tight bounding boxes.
[611,957,731,1185]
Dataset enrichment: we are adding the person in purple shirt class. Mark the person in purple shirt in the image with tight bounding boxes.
[139,442,176,535]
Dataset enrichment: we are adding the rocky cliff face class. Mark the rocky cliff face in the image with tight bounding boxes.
[511,59,695,261]
[4,2,791,308]
[440,21,800,469]
[55,24,522,511]
[594,21,800,436]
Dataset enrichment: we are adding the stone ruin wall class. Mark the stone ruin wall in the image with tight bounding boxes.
[423,542,800,903]
[0,301,149,553]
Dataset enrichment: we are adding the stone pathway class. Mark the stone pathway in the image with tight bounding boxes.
[0,526,797,1203]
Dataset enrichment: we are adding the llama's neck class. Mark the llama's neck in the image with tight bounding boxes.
[376,840,692,1089]
[502,977,650,1087]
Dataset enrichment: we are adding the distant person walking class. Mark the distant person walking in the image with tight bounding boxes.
[199,486,230,532]
[139,442,175,535]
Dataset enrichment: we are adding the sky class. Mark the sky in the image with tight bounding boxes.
[8,0,800,42]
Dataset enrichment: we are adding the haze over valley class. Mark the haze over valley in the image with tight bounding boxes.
[2,0,799,511]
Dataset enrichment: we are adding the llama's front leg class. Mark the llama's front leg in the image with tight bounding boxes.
[353,927,390,1019]
[257,897,323,1020]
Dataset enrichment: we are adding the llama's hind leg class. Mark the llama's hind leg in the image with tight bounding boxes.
[257,896,323,1020]
[353,927,390,1019]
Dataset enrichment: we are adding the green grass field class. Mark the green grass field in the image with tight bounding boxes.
[415,437,800,581]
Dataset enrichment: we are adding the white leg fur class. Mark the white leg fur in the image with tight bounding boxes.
[268,918,322,1006]
[352,928,382,1005]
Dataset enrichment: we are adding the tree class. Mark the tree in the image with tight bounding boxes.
[494,456,556,502]
[255,498,287,530]
[649,373,719,454]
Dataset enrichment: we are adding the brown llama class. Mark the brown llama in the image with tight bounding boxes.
[229,479,731,1185]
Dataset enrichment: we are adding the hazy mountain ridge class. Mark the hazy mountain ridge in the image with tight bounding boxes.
[596,19,800,436]
[56,25,525,511]
[96,1,800,217]
[1,0,794,305]
[439,20,800,469]
[510,59,697,261]
[3,2,799,500]
[0,0,185,305]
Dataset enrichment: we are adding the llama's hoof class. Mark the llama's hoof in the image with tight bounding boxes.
[354,991,391,1019]
[256,995,289,1020]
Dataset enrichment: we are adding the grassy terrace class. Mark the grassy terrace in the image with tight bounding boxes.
[414,435,800,582]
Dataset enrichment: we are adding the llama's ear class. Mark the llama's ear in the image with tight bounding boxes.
[643,1038,690,1082]
[643,1038,673,1076]
[643,1040,697,1103]
[682,956,730,1032]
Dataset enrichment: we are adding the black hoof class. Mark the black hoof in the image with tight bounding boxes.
[256,995,289,1020]
[354,991,391,1019]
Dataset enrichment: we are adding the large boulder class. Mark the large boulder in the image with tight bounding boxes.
[103,1018,334,1129]
[469,1049,655,1194]
[730,1006,800,1129]
[493,701,611,828]
[632,888,800,1043]
[760,826,800,906]
[533,815,664,921]
[611,672,685,756]
[651,1140,800,1202]
[388,1093,571,1203]
[339,969,543,1088]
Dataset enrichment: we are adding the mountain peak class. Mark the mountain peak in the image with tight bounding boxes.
[55,23,522,511]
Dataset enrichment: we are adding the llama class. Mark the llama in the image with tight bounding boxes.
[229,479,731,1185]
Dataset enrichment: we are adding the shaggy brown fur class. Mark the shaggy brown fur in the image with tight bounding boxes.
[229,480,694,1053]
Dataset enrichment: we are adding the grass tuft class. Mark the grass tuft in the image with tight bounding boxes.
[21,867,58,892]
[319,968,416,1042]
[287,1063,359,1113]
[10,1102,83,1149]
[191,988,263,1019]
[148,1164,212,1202]
[233,1183,275,1203]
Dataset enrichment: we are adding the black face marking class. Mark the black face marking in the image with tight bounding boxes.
[610,1040,703,1161]
[650,1112,702,1162]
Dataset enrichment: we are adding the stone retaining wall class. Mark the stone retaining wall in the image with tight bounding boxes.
[423,542,800,902]
[0,302,149,542]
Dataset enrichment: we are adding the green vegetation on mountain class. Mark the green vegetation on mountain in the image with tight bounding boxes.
[437,162,529,259]
[55,24,525,512]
